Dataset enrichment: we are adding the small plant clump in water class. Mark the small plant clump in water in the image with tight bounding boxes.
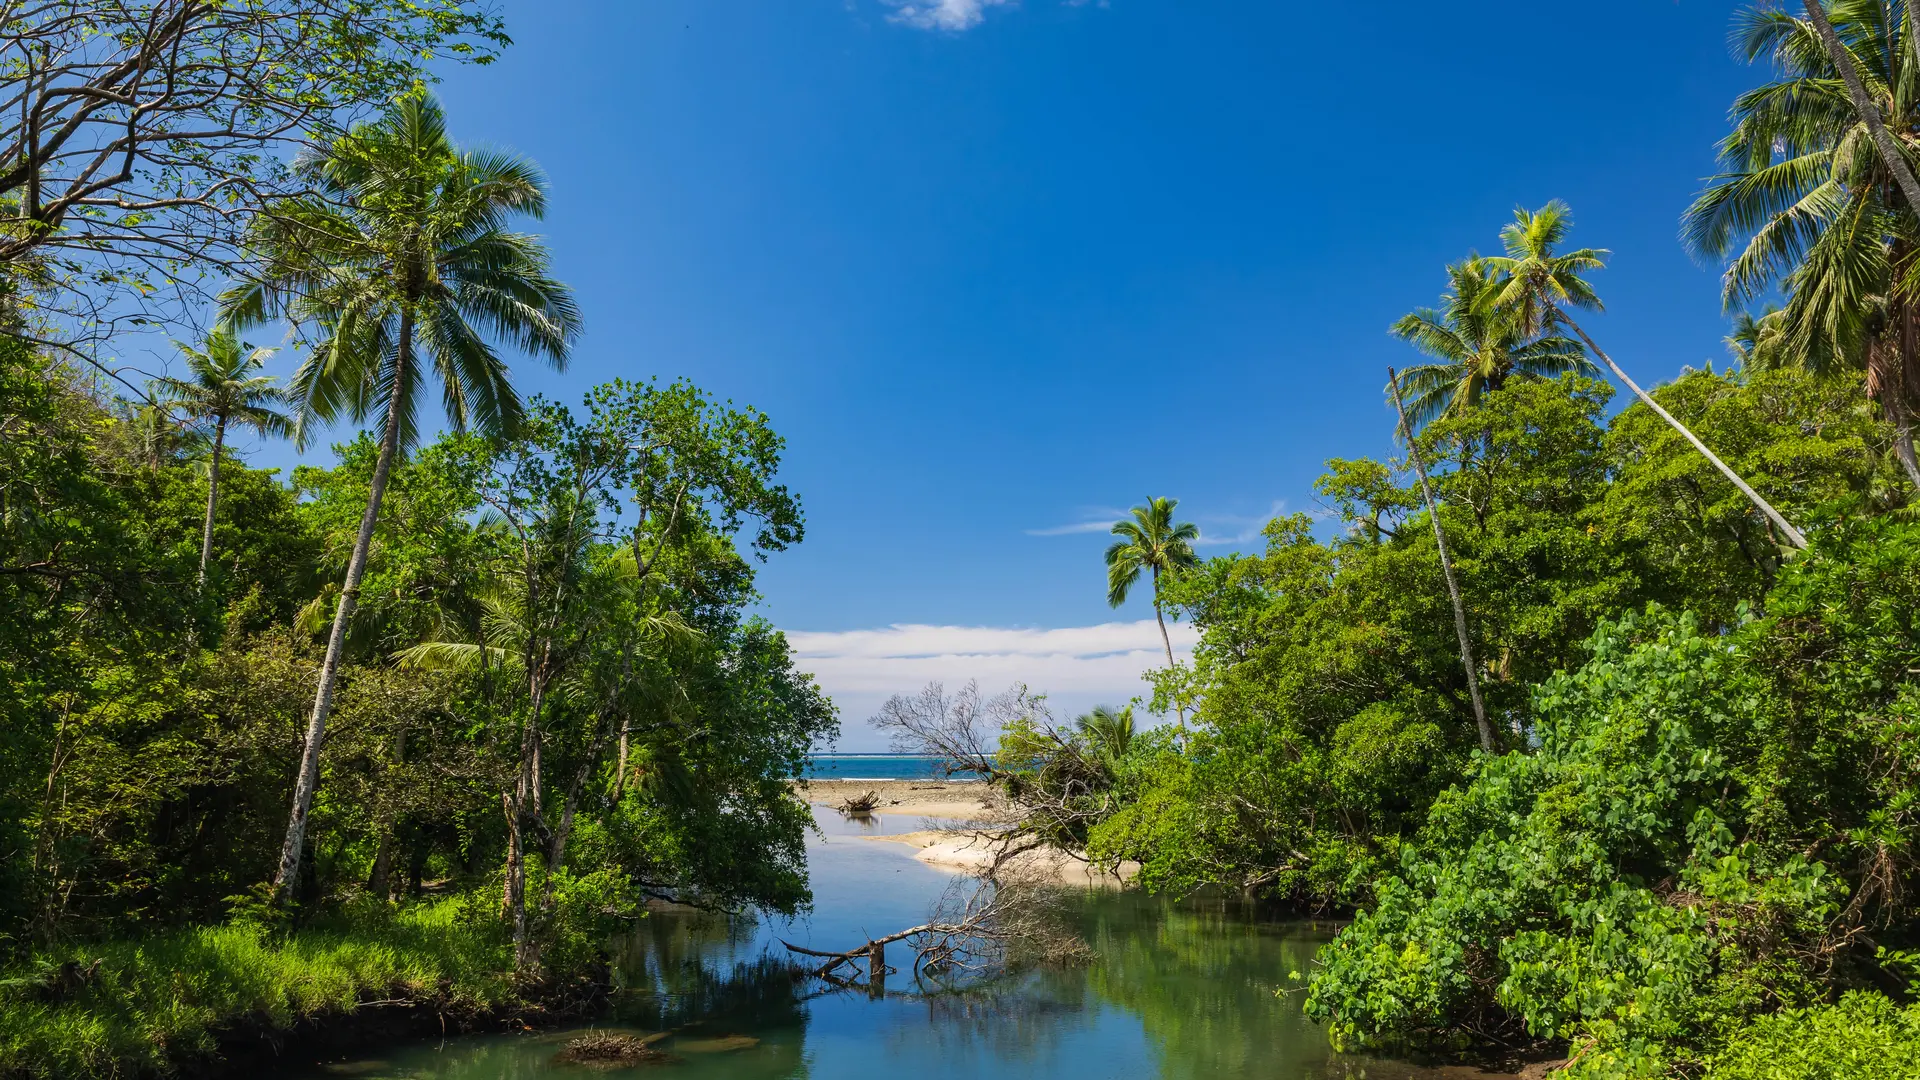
[553,1031,673,1069]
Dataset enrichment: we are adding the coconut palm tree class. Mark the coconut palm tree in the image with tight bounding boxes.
[222,92,581,898]
[1106,498,1198,727]
[1074,705,1135,769]
[1725,306,1783,367]
[1684,3,1920,492]
[1387,367,1493,753]
[1490,201,1809,549]
[154,328,289,589]
[1389,255,1592,429]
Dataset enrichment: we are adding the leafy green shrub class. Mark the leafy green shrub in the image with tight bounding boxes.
[1304,518,1920,1077]
[1706,992,1920,1080]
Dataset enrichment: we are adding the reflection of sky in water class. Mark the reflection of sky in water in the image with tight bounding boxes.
[287,805,1448,1080]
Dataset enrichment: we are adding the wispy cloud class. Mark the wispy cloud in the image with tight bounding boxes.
[1025,506,1127,537]
[1026,501,1285,547]
[883,0,1016,31]
[787,620,1193,740]
[1193,500,1287,547]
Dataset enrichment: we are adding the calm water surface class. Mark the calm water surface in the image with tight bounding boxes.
[290,806,1459,1080]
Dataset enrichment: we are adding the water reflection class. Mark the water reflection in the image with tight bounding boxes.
[289,807,1471,1080]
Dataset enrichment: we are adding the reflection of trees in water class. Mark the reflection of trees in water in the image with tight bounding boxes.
[1079,890,1337,1080]
[605,907,809,1078]
[884,970,1099,1068]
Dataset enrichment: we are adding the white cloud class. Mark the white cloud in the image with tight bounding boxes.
[1025,509,1125,537]
[1193,500,1287,547]
[787,620,1194,745]
[1027,501,1286,548]
[884,0,1015,31]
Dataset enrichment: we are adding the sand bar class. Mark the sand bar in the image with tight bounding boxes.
[792,778,1002,823]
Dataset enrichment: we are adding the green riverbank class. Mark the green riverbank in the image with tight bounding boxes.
[0,894,594,1080]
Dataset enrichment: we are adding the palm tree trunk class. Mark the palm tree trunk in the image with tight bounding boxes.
[1894,416,1920,490]
[272,310,414,899]
[1805,3,1920,496]
[1150,567,1188,740]
[1561,317,1809,549]
[1802,2,1920,214]
[197,418,225,591]
[1389,368,1495,753]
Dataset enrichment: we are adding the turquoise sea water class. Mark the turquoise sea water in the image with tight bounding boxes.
[802,754,954,780]
[284,806,1472,1080]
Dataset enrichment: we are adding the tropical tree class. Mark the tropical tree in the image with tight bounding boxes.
[1389,256,1591,429]
[1683,2,1920,492]
[154,328,289,589]
[1075,705,1135,769]
[1386,367,1493,752]
[1107,498,1199,727]
[1725,306,1782,367]
[222,92,581,898]
[1491,201,1809,549]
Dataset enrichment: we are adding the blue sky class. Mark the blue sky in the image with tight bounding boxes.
[209,1,1772,744]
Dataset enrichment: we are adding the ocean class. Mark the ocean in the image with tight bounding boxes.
[801,754,957,781]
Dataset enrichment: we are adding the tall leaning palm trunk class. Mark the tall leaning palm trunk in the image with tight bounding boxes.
[1562,315,1808,549]
[283,321,413,892]
[224,94,578,900]
[1493,201,1809,550]
[1388,368,1494,753]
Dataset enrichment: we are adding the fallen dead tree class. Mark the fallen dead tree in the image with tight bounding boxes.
[780,874,1088,994]
[835,790,882,813]
[868,681,1132,882]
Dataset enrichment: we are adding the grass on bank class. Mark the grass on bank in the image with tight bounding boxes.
[0,893,517,1080]
[1705,992,1920,1080]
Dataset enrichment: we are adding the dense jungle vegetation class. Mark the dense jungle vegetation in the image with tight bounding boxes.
[0,3,833,1075]
[900,5,1920,1077]
[5,2,1920,1079]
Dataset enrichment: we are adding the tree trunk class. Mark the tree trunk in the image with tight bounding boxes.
[1802,2,1920,214]
[367,832,395,900]
[197,418,225,591]
[1150,566,1188,738]
[1561,317,1809,549]
[508,664,549,970]
[1389,368,1495,753]
[271,309,414,899]
[367,726,407,900]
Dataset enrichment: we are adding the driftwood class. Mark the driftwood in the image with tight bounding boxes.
[835,789,882,813]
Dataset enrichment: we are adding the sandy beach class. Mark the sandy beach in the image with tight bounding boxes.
[793,779,1137,886]
[792,778,1003,822]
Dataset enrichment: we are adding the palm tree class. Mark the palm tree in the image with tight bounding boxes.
[1389,255,1592,429]
[1387,367,1494,753]
[1684,3,1920,492]
[1074,705,1135,769]
[155,328,290,589]
[1106,498,1198,727]
[1725,306,1782,367]
[1489,201,1809,549]
[223,93,581,898]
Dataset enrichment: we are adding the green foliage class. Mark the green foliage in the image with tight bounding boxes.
[1303,518,1920,1075]
[1705,992,1920,1080]
[0,893,515,1080]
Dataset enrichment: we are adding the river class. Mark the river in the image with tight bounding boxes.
[286,805,1485,1080]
